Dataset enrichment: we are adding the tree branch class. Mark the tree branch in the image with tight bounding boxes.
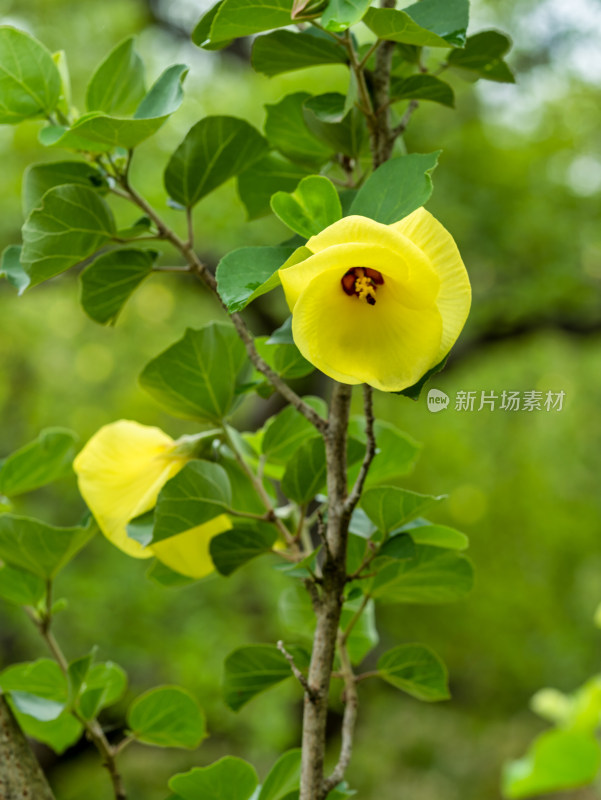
[0,695,56,800]
[345,385,376,513]
[277,641,317,700]
[322,636,358,796]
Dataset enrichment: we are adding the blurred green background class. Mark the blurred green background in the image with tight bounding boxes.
[1,0,601,798]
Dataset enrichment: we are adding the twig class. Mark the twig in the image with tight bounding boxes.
[278,641,317,700]
[392,99,420,139]
[345,385,376,513]
[340,594,370,646]
[359,39,382,70]
[322,636,358,796]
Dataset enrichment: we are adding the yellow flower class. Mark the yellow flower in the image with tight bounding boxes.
[279,210,471,392]
[73,420,231,578]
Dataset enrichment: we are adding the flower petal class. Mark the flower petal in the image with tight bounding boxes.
[73,420,187,559]
[280,242,438,312]
[392,208,471,359]
[291,268,443,392]
[151,515,232,578]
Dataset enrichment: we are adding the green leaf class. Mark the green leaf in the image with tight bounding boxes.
[79,662,127,719]
[321,0,371,32]
[85,36,145,115]
[80,248,157,325]
[349,152,439,224]
[252,30,346,76]
[403,0,469,47]
[152,461,232,544]
[216,245,296,313]
[369,544,474,604]
[140,322,249,423]
[52,49,71,117]
[0,427,78,497]
[347,419,421,487]
[406,523,469,550]
[448,30,516,83]
[11,705,82,754]
[0,564,45,606]
[169,757,258,800]
[209,0,294,44]
[0,27,61,123]
[127,686,206,749]
[192,2,231,50]
[68,653,93,703]
[223,644,309,711]
[238,153,313,220]
[0,245,29,293]
[255,338,314,380]
[377,643,450,702]
[147,560,198,588]
[261,398,327,464]
[259,749,301,800]
[281,436,364,505]
[302,93,364,157]
[0,659,67,720]
[361,486,443,533]
[271,175,342,238]
[22,160,106,217]
[503,730,601,798]
[390,74,455,107]
[364,8,455,48]
[264,92,333,168]
[210,526,277,576]
[39,64,188,152]
[0,515,94,579]
[164,116,268,208]
[21,184,116,288]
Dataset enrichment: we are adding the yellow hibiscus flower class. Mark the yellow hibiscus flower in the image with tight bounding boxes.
[279,209,471,392]
[73,420,231,578]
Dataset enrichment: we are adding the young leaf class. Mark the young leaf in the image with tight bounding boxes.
[67,653,94,703]
[369,544,474,604]
[0,27,61,123]
[271,175,342,238]
[377,643,450,701]
[79,662,127,719]
[264,92,333,168]
[390,74,455,108]
[152,461,232,544]
[21,185,116,288]
[448,30,516,83]
[321,0,371,32]
[361,485,443,533]
[223,644,310,711]
[210,526,277,576]
[80,248,157,325]
[255,337,314,380]
[503,730,601,799]
[258,749,302,800]
[164,116,269,207]
[139,323,249,422]
[0,659,68,721]
[0,427,79,497]
[127,686,206,748]
[251,30,347,76]
[22,160,106,216]
[11,706,82,754]
[237,154,313,219]
[39,64,188,152]
[0,515,94,579]
[209,0,294,44]
[216,245,297,313]
[192,1,231,50]
[302,93,364,157]
[85,36,146,115]
[169,757,258,800]
[349,152,439,224]
[0,564,45,607]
